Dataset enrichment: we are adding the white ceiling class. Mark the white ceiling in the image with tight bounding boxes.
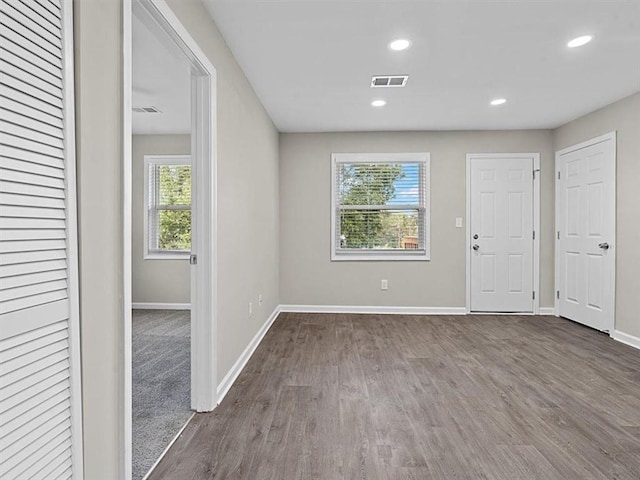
[132,14,191,135]
[204,0,640,133]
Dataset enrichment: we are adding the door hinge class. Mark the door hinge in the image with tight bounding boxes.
[556,290,560,299]
[557,171,561,180]
[532,291,536,300]
[190,254,197,265]
[533,231,535,240]
[557,231,560,240]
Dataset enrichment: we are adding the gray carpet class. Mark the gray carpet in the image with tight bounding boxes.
[132,309,192,480]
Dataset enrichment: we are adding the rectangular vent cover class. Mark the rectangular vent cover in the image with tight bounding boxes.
[133,106,162,113]
[371,75,409,88]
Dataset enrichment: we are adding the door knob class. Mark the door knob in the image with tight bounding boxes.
[472,244,480,251]
[598,242,610,250]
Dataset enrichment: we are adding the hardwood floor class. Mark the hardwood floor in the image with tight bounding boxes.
[149,313,640,480]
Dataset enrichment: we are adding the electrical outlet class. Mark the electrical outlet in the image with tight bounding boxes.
[249,302,253,318]
[258,294,263,306]
[381,279,388,291]
[456,217,463,228]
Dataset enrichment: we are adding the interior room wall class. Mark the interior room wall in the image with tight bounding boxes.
[553,92,640,340]
[74,0,124,478]
[131,134,190,305]
[165,0,280,381]
[279,130,555,309]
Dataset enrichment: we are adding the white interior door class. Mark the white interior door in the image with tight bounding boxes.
[0,0,83,478]
[556,133,616,332]
[469,155,534,312]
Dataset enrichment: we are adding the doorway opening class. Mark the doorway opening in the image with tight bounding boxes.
[126,0,218,478]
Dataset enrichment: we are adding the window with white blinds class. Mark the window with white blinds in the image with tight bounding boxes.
[0,0,83,478]
[331,153,430,261]
[144,155,191,259]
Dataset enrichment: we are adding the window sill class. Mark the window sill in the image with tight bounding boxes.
[144,252,190,260]
[331,252,430,262]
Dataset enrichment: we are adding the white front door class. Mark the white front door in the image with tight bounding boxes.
[469,156,534,312]
[556,133,616,332]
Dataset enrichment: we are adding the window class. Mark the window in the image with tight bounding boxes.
[144,155,192,259]
[331,153,430,261]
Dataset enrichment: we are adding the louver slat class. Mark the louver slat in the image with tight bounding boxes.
[0,0,79,477]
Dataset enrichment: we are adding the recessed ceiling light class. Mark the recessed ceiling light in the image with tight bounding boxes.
[567,35,593,48]
[371,100,387,107]
[490,98,507,106]
[389,39,411,51]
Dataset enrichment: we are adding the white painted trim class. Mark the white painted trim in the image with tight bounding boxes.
[279,305,467,315]
[330,152,431,262]
[122,0,133,478]
[132,302,191,310]
[143,154,192,260]
[61,1,84,477]
[216,306,282,403]
[465,153,541,314]
[554,132,616,330]
[539,307,555,315]
[555,131,617,156]
[141,412,196,480]
[134,0,218,414]
[611,330,640,351]
[533,154,541,315]
[127,1,218,478]
[190,69,217,413]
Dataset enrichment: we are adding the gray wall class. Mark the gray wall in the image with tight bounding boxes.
[132,134,190,305]
[280,130,555,309]
[554,93,640,339]
[76,0,280,477]
[165,0,280,381]
[74,0,124,478]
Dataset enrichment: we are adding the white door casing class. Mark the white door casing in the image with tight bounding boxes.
[0,0,83,478]
[555,133,616,332]
[467,154,539,313]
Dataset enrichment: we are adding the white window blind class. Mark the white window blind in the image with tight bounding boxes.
[144,155,191,258]
[1,0,83,478]
[331,153,430,261]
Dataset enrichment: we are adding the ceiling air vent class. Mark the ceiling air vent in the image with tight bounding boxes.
[371,75,409,88]
[132,106,162,113]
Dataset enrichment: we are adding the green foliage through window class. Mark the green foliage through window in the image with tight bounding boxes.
[336,160,424,252]
[148,160,191,254]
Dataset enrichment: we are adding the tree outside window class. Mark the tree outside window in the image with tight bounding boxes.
[144,155,191,258]
[332,153,430,261]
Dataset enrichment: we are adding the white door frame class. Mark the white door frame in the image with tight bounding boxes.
[466,153,541,314]
[124,0,218,477]
[63,1,85,477]
[554,132,616,328]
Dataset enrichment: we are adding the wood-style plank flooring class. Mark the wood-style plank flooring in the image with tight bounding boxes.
[150,313,640,479]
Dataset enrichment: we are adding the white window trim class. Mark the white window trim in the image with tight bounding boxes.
[331,152,431,261]
[143,154,192,260]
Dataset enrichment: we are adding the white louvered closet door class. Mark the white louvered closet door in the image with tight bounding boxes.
[0,0,83,479]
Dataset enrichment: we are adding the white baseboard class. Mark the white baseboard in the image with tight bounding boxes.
[279,304,467,315]
[279,304,557,316]
[132,302,190,310]
[612,330,640,351]
[216,305,282,404]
